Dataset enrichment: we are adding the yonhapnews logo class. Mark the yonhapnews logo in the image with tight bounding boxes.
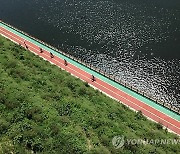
[112,136,125,149]
[112,135,180,149]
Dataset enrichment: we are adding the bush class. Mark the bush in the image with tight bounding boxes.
[78,86,87,96]
[156,122,163,130]
[135,111,146,120]
[0,119,10,133]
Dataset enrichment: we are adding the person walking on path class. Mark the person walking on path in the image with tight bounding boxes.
[50,52,54,58]
[24,41,28,49]
[64,59,68,66]
[91,75,95,82]
[40,48,43,53]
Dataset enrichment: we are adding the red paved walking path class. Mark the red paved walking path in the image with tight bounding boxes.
[0,26,180,135]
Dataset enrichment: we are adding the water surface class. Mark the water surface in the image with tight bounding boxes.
[1,0,180,106]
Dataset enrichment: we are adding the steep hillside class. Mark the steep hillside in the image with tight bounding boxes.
[0,35,179,153]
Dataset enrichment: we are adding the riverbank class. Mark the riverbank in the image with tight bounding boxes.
[0,35,180,153]
[1,21,179,136]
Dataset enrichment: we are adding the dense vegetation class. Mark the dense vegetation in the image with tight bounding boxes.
[0,35,179,154]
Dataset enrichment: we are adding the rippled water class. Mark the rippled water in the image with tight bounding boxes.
[0,0,180,107]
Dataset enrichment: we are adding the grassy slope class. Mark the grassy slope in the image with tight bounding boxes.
[0,35,179,154]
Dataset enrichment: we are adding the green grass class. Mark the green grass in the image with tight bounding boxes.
[0,35,179,154]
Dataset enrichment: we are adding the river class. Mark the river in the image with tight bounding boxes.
[0,0,180,107]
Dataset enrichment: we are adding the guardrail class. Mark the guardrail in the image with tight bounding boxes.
[1,20,179,115]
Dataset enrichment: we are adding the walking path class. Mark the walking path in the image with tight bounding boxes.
[0,21,180,135]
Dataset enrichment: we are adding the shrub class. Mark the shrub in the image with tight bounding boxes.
[0,119,10,133]
[135,111,146,120]
[156,122,163,130]
[78,86,87,96]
